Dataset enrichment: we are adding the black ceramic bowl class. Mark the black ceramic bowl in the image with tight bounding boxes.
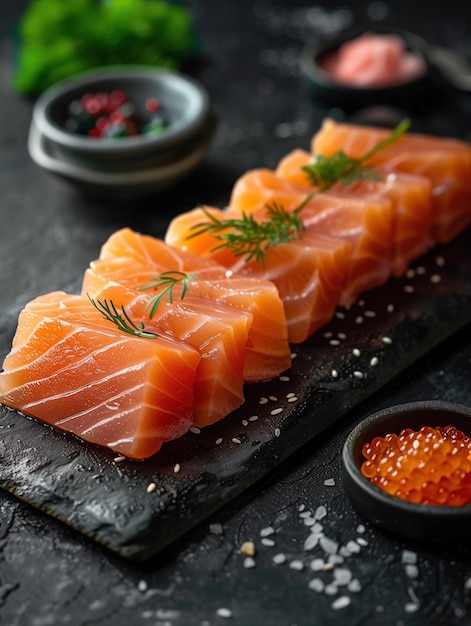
[342,400,471,543]
[28,67,216,195]
[301,26,433,110]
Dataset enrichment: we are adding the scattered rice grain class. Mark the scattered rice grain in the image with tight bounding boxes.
[353,371,364,379]
[260,526,275,537]
[232,437,242,445]
[289,559,304,571]
[324,478,335,486]
[287,396,298,402]
[370,356,379,367]
[352,348,361,357]
[146,482,156,494]
[261,537,276,547]
[382,336,392,344]
[114,456,126,463]
[243,556,256,569]
[271,408,283,416]
[173,463,181,474]
[308,578,325,593]
[331,369,339,378]
[216,608,232,619]
[249,415,259,422]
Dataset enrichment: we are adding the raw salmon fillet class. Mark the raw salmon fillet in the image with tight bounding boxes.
[312,119,471,243]
[0,292,201,459]
[277,150,433,276]
[166,205,352,342]
[82,258,252,426]
[227,169,394,306]
[101,228,291,381]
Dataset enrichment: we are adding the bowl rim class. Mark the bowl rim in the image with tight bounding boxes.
[342,399,471,518]
[32,66,211,155]
[301,25,431,93]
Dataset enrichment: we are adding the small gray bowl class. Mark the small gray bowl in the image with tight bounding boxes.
[301,26,433,110]
[342,400,471,543]
[29,67,215,195]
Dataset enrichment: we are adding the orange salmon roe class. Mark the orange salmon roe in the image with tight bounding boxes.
[361,426,471,506]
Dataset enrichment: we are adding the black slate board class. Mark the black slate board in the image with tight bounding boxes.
[1,228,471,561]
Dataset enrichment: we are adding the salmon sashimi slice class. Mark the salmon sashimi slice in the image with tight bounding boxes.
[166,205,352,342]
[100,227,227,281]
[82,258,251,426]
[101,228,291,381]
[186,277,291,381]
[312,119,471,243]
[226,169,394,306]
[0,292,201,459]
[277,150,433,276]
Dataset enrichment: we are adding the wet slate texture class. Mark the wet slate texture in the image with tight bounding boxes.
[1,0,471,623]
[1,229,471,560]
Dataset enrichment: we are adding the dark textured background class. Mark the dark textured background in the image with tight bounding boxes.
[1,1,471,624]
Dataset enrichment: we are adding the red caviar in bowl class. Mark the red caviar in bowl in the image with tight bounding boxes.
[361,426,471,506]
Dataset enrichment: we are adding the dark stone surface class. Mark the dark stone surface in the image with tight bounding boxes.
[1,0,471,624]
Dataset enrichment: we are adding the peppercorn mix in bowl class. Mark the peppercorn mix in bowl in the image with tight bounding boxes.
[28,67,216,195]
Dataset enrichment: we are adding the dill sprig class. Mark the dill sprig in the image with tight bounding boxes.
[187,195,312,266]
[138,270,196,318]
[302,119,411,191]
[87,294,158,339]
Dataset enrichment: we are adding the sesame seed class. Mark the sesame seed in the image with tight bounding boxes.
[261,537,275,547]
[405,603,419,614]
[352,348,361,357]
[189,426,201,434]
[310,558,325,571]
[291,352,297,359]
[274,427,281,437]
[337,332,347,340]
[435,255,445,266]
[113,455,126,463]
[209,523,223,535]
[386,303,395,312]
[259,397,268,404]
[242,419,248,426]
[358,299,365,307]
[335,311,346,319]
[355,316,364,324]
[353,371,364,379]
[269,395,278,401]
[215,437,223,445]
[382,336,393,344]
[404,285,415,293]
[430,273,441,283]
[173,463,181,474]
[324,331,333,338]
[308,578,325,593]
[146,482,156,494]
[364,310,376,318]
[271,408,283,416]
[287,396,298,403]
[249,415,259,422]
[416,266,426,275]
[332,596,351,610]
[370,356,379,367]
[356,524,366,533]
[330,339,340,346]
[406,269,415,278]
[286,392,295,398]
[216,608,232,618]
[241,541,256,556]
[348,579,362,593]
[331,369,338,378]
[232,437,242,445]
[279,375,290,382]
[138,580,148,592]
[273,553,286,565]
